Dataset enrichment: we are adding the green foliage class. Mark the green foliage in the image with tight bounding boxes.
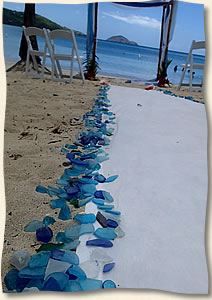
[3,8,86,36]
[83,55,100,78]
[158,59,172,80]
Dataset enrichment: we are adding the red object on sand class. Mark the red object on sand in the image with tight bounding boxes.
[145,85,154,90]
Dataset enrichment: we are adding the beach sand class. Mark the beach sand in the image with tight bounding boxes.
[1,66,204,291]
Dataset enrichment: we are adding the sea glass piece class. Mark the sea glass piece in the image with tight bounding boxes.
[71,159,88,167]
[42,216,56,226]
[80,184,96,194]
[50,199,66,209]
[65,168,81,177]
[105,175,118,183]
[102,191,114,203]
[15,276,31,292]
[36,243,63,253]
[94,228,117,240]
[90,249,113,263]
[101,211,121,222]
[97,205,114,211]
[102,280,116,289]
[61,240,81,250]
[28,251,51,268]
[44,258,71,280]
[24,220,43,232]
[65,223,95,239]
[74,213,96,224]
[79,261,100,278]
[4,269,18,291]
[86,239,113,248]
[56,179,68,186]
[96,211,107,228]
[36,226,53,243]
[78,278,102,291]
[43,272,69,291]
[66,185,80,196]
[10,250,31,270]
[103,263,115,273]
[92,198,105,206]
[94,174,106,183]
[69,198,79,208]
[114,226,125,238]
[105,210,121,215]
[78,178,98,185]
[94,190,104,199]
[23,287,40,292]
[58,204,71,220]
[106,219,118,228]
[65,144,78,149]
[78,196,93,207]
[35,185,48,194]
[67,266,87,280]
[26,279,43,290]
[64,280,82,292]
[56,232,72,243]
[18,267,46,280]
[51,249,79,265]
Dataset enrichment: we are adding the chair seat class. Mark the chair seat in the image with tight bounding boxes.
[54,54,84,61]
[180,63,204,70]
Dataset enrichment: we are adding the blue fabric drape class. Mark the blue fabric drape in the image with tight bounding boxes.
[86,3,95,60]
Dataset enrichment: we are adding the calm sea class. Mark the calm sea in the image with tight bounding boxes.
[3,24,205,84]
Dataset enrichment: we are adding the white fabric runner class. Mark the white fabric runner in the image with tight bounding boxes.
[77,85,208,294]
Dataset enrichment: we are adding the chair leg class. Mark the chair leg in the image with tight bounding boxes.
[25,50,30,76]
[189,56,193,92]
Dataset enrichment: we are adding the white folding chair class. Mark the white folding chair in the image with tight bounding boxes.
[23,26,57,79]
[177,40,205,92]
[43,29,85,84]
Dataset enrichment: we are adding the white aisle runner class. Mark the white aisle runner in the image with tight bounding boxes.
[77,86,208,294]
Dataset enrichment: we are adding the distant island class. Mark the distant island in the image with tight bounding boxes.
[3,8,86,37]
[107,35,138,46]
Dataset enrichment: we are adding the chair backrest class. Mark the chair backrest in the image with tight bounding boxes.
[22,26,46,51]
[191,40,205,50]
[45,29,79,56]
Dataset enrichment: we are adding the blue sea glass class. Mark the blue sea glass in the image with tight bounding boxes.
[24,220,43,232]
[65,169,81,177]
[50,199,66,208]
[78,178,98,185]
[35,185,48,194]
[80,184,96,194]
[94,227,117,240]
[42,216,56,226]
[56,179,68,186]
[92,198,105,205]
[65,144,78,149]
[86,239,113,248]
[102,280,116,288]
[106,219,118,228]
[66,185,80,196]
[105,175,118,183]
[36,226,53,243]
[78,196,93,207]
[4,269,18,291]
[71,159,88,167]
[18,267,46,280]
[94,190,104,199]
[103,263,115,273]
[65,223,95,239]
[29,251,51,268]
[67,266,86,280]
[51,249,79,265]
[97,205,114,211]
[78,278,102,291]
[64,280,82,292]
[102,191,114,203]
[105,210,121,215]
[42,272,69,291]
[56,232,72,243]
[61,240,80,250]
[94,174,106,183]
[58,204,71,220]
[74,213,96,224]
[16,276,31,292]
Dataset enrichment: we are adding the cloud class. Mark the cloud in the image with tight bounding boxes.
[103,12,160,29]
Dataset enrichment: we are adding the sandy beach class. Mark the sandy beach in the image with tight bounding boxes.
[1,65,204,291]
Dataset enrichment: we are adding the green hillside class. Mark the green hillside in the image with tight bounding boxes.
[3,7,86,37]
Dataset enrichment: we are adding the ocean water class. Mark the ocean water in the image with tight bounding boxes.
[3,24,205,84]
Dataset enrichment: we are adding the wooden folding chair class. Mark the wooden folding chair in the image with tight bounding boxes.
[177,40,205,92]
[43,28,85,84]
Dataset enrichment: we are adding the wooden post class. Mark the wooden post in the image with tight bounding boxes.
[163,1,174,66]
[157,4,166,79]
[92,2,98,62]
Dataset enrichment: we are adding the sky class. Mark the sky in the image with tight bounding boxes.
[3,1,205,54]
